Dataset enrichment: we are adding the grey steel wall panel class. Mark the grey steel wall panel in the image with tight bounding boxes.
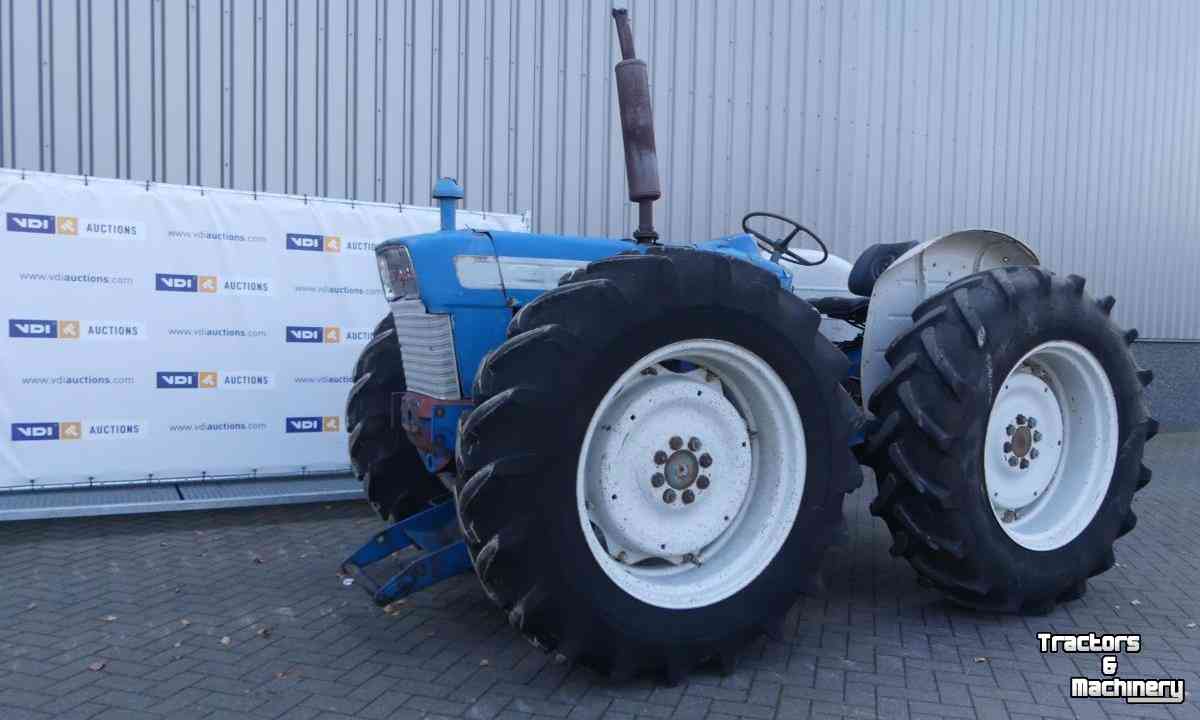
[3,0,1198,339]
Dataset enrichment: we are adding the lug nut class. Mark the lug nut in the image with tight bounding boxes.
[682,490,695,504]
[1016,414,1026,425]
[1008,456,1018,467]
[651,473,665,487]
[1019,458,1029,469]
[654,450,668,465]
[663,489,677,503]
[1027,417,1037,428]
[669,436,683,450]
[696,475,710,489]
[1029,448,1039,459]
[688,437,702,451]
[699,453,713,468]
[1006,425,1015,436]
[1003,441,1012,453]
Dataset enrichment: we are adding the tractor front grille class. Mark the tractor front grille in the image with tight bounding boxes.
[390,299,462,400]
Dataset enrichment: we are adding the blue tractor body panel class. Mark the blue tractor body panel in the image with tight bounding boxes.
[376,228,791,402]
[378,230,510,397]
[695,234,795,290]
[377,230,637,396]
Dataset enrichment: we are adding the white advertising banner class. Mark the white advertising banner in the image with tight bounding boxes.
[0,170,527,489]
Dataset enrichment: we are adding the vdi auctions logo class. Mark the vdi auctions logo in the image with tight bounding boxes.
[156,371,218,389]
[285,416,341,433]
[11,421,82,441]
[10,420,143,441]
[155,370,273,389]
[6,212,140,239]
[8,319,79,339]
[8,319,143,341]
[6,212,78,235]
[155,273,218,293]
[286,233,341,253]
[285,325,372,343]
[285,325,341,343]
[155,273,271,295]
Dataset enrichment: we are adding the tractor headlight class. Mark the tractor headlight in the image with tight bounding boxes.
[378,245,420,301]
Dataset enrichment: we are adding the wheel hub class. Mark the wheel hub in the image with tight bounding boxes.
[582,369,752,566]
[987,371,1064,510]
[663,449,699,490]
[983,341,1119,551]
[1010,426,1032,457]
[576,339,807,609]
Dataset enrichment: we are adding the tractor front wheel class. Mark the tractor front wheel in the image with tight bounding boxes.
[346,313,446,522]
[454,248,861,680]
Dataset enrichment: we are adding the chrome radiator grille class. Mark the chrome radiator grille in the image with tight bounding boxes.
[390,299,462,400]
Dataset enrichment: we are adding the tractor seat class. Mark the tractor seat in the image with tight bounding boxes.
[808,296,869,324]
[847,241,917,297]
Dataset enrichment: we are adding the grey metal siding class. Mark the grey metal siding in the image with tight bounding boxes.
[2,0,1198,339]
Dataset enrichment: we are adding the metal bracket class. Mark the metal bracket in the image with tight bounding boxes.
[339,500,472,606]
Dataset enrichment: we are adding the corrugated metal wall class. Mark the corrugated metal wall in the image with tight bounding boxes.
[2,0,1198,339]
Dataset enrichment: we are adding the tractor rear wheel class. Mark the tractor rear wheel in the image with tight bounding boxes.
[864,266,1156,614]
[346,313,446,522]
[454,248,862,680]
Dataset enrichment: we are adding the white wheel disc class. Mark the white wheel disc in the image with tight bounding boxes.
[984,341,1119,551]
[576,339,806,609]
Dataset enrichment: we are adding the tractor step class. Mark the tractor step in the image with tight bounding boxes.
[340,500,472,605]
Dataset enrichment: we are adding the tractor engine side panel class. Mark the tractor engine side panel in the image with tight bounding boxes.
[381,231,513,402]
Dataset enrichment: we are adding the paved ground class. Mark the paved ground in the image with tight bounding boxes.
[0,434,1197,720]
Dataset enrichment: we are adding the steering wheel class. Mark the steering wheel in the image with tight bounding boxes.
[741,211,829,267]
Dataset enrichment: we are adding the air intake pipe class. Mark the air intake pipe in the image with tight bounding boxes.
[611,8,661,244]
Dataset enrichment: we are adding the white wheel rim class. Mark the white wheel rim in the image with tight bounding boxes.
[576,339,805,609]
[984,341,1119,551]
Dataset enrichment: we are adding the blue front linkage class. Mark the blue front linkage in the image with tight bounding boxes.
[340,500,472,605]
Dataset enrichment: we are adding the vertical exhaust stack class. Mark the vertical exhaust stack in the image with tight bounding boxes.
[611,8,661,244]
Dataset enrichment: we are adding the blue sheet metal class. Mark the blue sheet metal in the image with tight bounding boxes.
[694,233,794,291]
[340,500,472,605]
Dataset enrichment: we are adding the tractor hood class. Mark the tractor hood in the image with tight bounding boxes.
[375,229,634,313]
[479,230,636,307]
[375,229,634,399]
[374,220,787,401]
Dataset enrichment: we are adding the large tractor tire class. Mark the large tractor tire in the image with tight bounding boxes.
[454,248,862,681]
[865,266,1156,614]
[346,313,446,522]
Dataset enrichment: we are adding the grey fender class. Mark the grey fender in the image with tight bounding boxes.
[860,230,1039,409]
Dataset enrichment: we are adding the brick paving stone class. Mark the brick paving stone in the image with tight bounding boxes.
[0,432,1195,719]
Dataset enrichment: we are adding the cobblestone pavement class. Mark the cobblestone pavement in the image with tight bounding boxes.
[0,433,1197,720]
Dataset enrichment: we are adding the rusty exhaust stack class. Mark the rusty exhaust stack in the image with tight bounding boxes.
[611,8,661,244]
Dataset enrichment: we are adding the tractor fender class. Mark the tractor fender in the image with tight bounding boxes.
[860,229,1039,409]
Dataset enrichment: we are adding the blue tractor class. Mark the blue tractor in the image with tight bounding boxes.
[343,9,1155,681]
